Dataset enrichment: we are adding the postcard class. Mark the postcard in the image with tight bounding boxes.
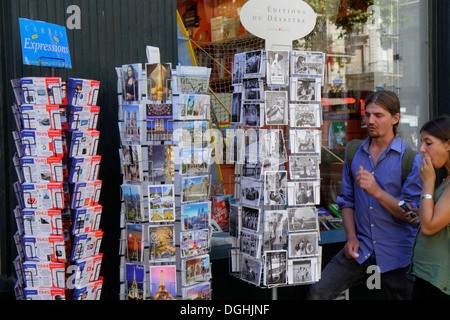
[70,230,103,261]
[180,228,210,259]
[243,78,264,101]
[231,91,243,124]
[125,263,145,300]
[71,254,103,288]
[263,250,287,286]
[287,180,321,206]
[122,63,143,103]
[20,129,64,158]
[181,174,210,203]
[287,207,318,232]
[70,180,102,210]
[263,210,288,246]
[148,145,174,183]
[229,204,240,238]
[175,65,211,94]
[289,155,321,180]
[72,277,103,300]
[175,94,210,120]
[21,156,63,183]
[23,235,66,263]
[288,231,319,258]
[181,281,211,300]
[263,171,287,206]
[211,195,230,233]
[148,184,175,223]
[22,261,65,288]
[72,205,103,235]
[146,118,173,142]
[289,103,322,128]
[241,102,264,127]
[178,147,212,175]
[69,105,100,131]
[287,257,321,285]
[69,130,100,158]
[244,50,264,78]
[182,254,211,287]
[289,129,322,154]
[145,62,172,101]
[20,77,63,105]
[21,182,64,210]
[126,223,145,262]
[241,206,261,233]
[239,256,262,286]
[232,52,245,85]
[22,208,62,236]
[68,155,101,183]
[289,77,321,102]
[265,91,288,125]
[290,50,325,80]
[20,104,62,131]
[266,50,289,86]
[67,78,100,107]
[173,120,211,148]
[119,145,143,183]
[148,225,176,263]
[181,201,211,231]
[240,230,262,259]
[149,265,177,300]
[24,287,65,300]
[122,104,146,144]
[239,177,262,207]
[121,184,145,222]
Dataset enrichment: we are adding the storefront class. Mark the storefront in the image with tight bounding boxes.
[0,0,448,301]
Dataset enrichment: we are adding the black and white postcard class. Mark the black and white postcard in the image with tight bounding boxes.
[240,256,262,286]
[241,102,264,127]
[263,171,287,206]
[262,129,288,170]
[265,91,288,125]
[240,177,262,207]
[287,181,321,206]
[243,78,264,101]
[263,210,288,246]
[231,91,243,124]
[241,205,261,233]
[240,230,262,259]
[289,77,321,102]
[288,232,319,258]
[287,257,320,284]
[287,207,318,232]
[289,129,322,154]
[289,103,322,128]
[289,155,320,180]
[266,50,289,86]
[244,50,264,77]
[232,52,245,85]
[290,50,325,80]
[229,204,240,237]
[263,250,287,286]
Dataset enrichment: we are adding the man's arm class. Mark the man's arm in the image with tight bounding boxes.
[341,207,360,259]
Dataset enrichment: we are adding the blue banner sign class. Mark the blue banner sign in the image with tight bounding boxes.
[19,18,72,69]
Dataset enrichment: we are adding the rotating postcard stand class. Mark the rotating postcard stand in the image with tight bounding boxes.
[228,10,324,297]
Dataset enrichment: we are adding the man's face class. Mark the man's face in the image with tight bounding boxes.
[364,103,399,139]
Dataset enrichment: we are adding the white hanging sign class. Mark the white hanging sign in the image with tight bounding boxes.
[239,0,317,50]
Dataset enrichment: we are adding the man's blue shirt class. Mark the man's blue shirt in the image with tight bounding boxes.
[337,136,423,272]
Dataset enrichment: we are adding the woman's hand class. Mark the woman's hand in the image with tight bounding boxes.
[420,156,436,187]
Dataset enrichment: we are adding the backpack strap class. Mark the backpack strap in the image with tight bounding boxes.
[345,139,363,183]
[401,147,418,184]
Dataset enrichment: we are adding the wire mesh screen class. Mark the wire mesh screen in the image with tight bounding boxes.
[190,34,265,124]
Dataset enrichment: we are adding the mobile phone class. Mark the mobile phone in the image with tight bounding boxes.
[398,200,418,218]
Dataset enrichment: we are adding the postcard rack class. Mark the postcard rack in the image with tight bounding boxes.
[117,55,215,300]
[227,49,326,291]
[10,76,104,300]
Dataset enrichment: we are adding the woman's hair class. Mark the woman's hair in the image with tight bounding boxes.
[420,115,450,143]
[365,90,401,135]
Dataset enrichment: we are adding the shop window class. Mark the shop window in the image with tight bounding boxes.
[177,0,429,208]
